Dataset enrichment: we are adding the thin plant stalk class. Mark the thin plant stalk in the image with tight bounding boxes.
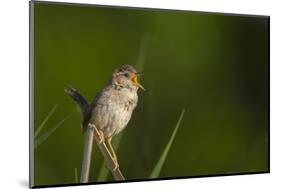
[97,133,123,181]
[75,168,78,183]
[90,123,125,181]
[80,126,95,183]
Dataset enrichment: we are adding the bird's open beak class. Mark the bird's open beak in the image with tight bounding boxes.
[131,74,145,91]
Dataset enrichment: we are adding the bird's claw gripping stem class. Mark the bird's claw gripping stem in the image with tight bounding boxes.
[113,159,119,171]
[89,123,105,144]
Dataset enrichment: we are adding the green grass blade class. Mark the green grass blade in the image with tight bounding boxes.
[74,168,78,183]
[149,109,185,178]
[135,35,147,73]
[34,111,75,149]
[35,104,58,138]
[97,132,124,182]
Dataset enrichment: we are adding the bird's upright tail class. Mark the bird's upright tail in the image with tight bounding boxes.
[64,86,89,129]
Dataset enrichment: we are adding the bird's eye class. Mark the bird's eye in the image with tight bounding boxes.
[124,73,130,78]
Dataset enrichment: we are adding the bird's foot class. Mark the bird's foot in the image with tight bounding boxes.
[97,130,105,144]
[89,124,105,144]
[113,157,119,171]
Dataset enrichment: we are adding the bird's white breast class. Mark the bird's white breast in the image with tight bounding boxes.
[91,87,138,138]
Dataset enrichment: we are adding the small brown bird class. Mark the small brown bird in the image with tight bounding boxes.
[65,64,144,168]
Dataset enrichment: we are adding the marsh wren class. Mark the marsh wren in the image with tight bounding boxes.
[65,64,144,168]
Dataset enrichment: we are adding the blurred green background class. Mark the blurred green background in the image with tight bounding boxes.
[32,1,269,186]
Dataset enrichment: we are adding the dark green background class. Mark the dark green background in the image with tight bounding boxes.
[33,2,269,186]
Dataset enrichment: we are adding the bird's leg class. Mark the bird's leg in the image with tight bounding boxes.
[107,137,119,170]
[89,123,105,144]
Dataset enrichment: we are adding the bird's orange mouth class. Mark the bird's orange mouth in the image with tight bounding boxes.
[131,74,145,91]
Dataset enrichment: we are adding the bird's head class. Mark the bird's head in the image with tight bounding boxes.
[111,64,145,91]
